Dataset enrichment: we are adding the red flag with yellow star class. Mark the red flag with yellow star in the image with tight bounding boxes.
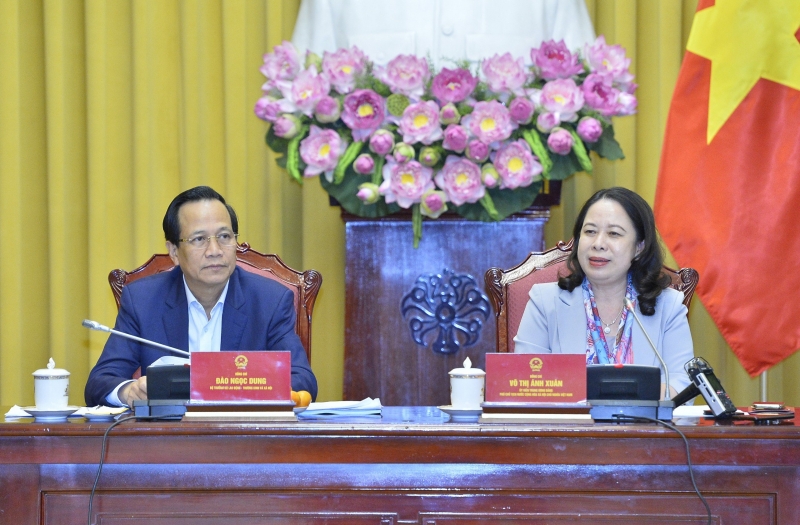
[655,0,800,377]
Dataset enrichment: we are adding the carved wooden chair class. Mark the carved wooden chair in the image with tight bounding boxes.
[108,243,322,360]
[484,239,699,353]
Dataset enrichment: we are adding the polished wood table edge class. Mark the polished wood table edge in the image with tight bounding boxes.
[3,410,797,524]
[1,420,799,437]
[2,405,797,439]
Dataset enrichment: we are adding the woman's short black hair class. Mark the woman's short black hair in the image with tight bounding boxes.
[558,187,671,315]
[162,186,238,245]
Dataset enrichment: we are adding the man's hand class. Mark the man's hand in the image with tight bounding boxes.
[120,376,148,406]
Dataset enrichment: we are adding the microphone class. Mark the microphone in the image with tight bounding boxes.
[624,298,670,400]
[82,319,190,357]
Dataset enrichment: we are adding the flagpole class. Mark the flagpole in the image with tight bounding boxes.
[759,370,768,402]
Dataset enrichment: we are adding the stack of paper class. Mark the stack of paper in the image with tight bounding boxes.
[183,400,297,421]
[4,405,128,419]
[297,398,382,419]
[479,402,593,424]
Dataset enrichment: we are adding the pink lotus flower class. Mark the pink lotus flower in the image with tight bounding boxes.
[255,42,636,228]
[375,55,430,99]
[314,95,341,123]
[582,73,621,117]
[303,50,322,71]
[254,96,281,122]
[399,101,443,145]
[439,103,461,125]
[357,183,381,204]
[420,190,448,219]
[481,53,528,95]
[547,127,573,155]
[322,46,367,94]
[435,156,486,206]
[528,88,543,107]
[379,158,435,208]
[354,153,375,175]
[466,101,514,145]
[540,78,584,122]
[369,129,395,155]
[442,124,468,152]
[465,139,490,163]
[393,142,415,162]
[431,68,478,104]
[531,40,584,80]
[260,41,301,83]
[299,126,346,178]
[536,112,560,133]
[273,114,302,138]
[584,36,635,89]
[419,147,441,167]
[277,65,330,117]
[577,117,603,143]
[616,92,638,116]
[342,89,386,141]
[493,139,542,189]
[508,97,535,124]
[481,163,499,188]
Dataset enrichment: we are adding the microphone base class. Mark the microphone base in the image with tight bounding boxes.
[590,400,674,422]
[133,399,187,420]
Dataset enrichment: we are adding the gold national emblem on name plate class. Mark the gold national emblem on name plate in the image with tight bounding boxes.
[529,357,543,372]
[234,355,248,370]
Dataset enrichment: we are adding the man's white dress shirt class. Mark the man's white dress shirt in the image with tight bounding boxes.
[105,279,229,407]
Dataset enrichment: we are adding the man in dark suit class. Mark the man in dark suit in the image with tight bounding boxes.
[85,186,317,407]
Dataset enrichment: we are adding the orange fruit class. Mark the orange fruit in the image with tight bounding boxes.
[290,390,301,406]
[297,390,312,408]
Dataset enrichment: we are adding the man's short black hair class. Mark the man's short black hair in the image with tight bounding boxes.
[162,186,239,245]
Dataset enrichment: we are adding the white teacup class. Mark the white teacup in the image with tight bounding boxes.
[33,358,70,410]
[449,357,485,409]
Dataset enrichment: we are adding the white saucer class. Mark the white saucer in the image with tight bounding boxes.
[20,406,80,421]
[83,413,116,422]
[293,407,307,414]
[438,405,482,422]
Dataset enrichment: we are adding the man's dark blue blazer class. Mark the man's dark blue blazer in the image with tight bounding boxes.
[84,266,317,406]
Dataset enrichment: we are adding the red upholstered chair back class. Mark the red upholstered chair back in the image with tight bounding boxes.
[485,240,699,353]
[108,243,321,360]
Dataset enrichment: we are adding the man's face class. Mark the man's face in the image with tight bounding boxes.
[167,199,237,296]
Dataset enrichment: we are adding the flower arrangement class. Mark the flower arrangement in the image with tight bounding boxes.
[255,37,636,246]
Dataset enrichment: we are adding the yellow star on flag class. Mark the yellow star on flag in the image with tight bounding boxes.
[686,0,800,144]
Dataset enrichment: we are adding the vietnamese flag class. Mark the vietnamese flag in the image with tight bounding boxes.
[655,0,800,377]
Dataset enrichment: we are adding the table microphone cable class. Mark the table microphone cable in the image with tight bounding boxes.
[88,413,185,525]
[86,412,712,525]
[612,414,712,525]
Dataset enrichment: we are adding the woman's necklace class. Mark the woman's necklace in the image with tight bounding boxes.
[600,305,625,334]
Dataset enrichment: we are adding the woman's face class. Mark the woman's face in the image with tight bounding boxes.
[577,198,643,291]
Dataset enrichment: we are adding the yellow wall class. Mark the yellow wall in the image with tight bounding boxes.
[1,0,797,408]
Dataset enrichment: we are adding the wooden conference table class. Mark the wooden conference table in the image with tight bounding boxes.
[1,405,798,524]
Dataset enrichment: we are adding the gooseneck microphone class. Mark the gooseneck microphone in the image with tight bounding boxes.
[624,298,670,400]
[82,319,190,357]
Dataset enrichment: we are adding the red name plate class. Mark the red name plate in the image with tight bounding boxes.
[485,353,587,403]
[190,351,291,402]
